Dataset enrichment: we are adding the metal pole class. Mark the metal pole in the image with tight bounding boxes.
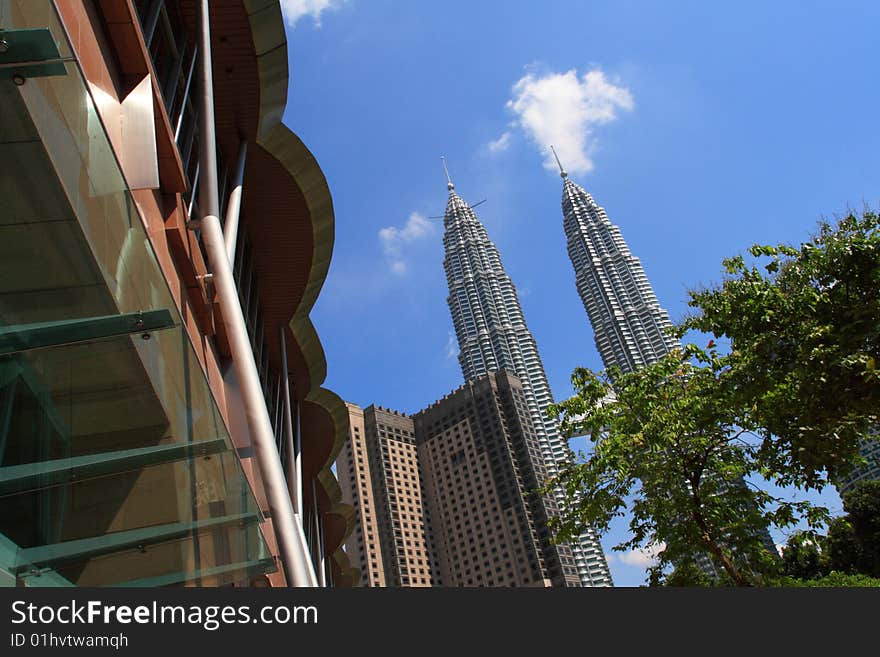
[280,329,298,509]
[174,44,198,142]
[318,515,327,588]
[295,399,303,518]
[142,0,162,48]
[195,0,315,587]
[312,480,326,587]
[224,140,247,264]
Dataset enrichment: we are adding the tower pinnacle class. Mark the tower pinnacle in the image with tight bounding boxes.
[550,145,567,178]
[441,156,454,191]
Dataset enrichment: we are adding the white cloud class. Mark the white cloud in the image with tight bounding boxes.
[506,67,633,175]
[280,0,345,28]
[378,212,434,275]
[612,543,664,568]
[445,332,457,360]
[487,131,512,154]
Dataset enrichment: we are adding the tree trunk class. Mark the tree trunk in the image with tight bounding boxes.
[690,488,751,586]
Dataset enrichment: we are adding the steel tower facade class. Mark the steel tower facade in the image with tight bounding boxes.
[556,155,776,578]
[441,170,612,587]
[559,169,679,374]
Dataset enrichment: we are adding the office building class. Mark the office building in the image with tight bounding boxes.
[338,403,386,587]
[440,163,612,586]
[557,154,679,375]
[339,374,581,587]
[415,371,581,587]
[362,405,441,587]
[339,404,441,587]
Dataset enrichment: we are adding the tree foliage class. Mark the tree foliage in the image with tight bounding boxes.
[546,344,825,587]
[547,211,880,586]
[780,532,825,580]
[828,480,880,576]
[776,572,880,587]
[650,559,724,587]
[778,480,880,581]
[683,210,880,487]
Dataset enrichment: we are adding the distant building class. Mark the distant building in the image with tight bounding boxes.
[362,405,442,587]
[557,155,678,375]
[439,163,612,586]
[339,372,582,587]
[414,371,581,587]
[835,430,880,497]
[339,404,442,586]
[338,404,387,587]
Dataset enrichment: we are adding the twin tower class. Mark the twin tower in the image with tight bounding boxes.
[340,155,678,587]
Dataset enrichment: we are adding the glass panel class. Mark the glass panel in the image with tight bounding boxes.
[0,0,273,587]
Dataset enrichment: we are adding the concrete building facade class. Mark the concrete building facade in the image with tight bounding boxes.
[362,405,441,587]
[338,403,386,587]
[415,371,581,587]
[339,372,581,587]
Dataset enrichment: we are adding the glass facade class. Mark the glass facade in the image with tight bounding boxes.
[0,1,274,586]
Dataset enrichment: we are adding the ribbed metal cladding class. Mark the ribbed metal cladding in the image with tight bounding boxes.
[442,186,612,587]
[560,176,683,584]
[562,178,679,373]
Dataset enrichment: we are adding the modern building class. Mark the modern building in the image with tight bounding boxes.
[414,371,581,587]
[438,163,612,587]
[0,0,354,587]
[557,152,679,375]
[338,403,386,587]
[361,405,441,587]
[339,374,581,587]
[835,429,880,497]
[339,404,442,587]
[554,150,775,578]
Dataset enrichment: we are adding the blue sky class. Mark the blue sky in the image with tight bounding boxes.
[279,0,879,585]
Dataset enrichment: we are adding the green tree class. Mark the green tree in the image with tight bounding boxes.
[826,517,862,574]
[546,343,827,587]
[781,531,827,580]
[828,480,880,576]
[683,210,880,487]
[651,559,724,587]
[777,572,880,587]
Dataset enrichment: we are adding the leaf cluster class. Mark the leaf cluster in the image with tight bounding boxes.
[684,210,880,486]
[780,480,880,580]
[545,211,880,585]
[546,343,818,585]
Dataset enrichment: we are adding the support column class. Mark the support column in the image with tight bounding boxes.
[280,328,298,510]
[195,0,315,587]
[312,480,327,587]
[295,399,303,518]
[224,140,247,263]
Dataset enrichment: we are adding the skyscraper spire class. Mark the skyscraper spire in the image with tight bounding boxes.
[441,155,454,191]
[550,145,567,179]
[441,174,612,587]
